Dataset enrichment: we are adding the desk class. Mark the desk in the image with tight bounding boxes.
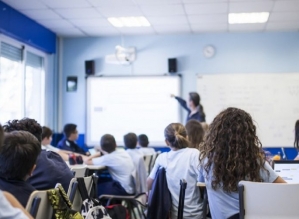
[197,182,206,187]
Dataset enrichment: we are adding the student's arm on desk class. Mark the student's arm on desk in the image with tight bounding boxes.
[84,152,102,165]
[57,150,89,161]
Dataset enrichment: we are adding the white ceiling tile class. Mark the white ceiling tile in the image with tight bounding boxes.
[191,23,228,32]
[119,27,156,35]
[20,9,61,20]
[36,19,74,29]
[154,25,191,34]
[266,22,299,31]
[269,12,299,22]
[183,0,227,2]
[51,27,86,37]
[141,5,185,16]
[97,6,143,17]
[135,0,181,4]
[229,23,266,32]
[80,27,120,36]
[41,0,91,9]
[87,0,136,7]
[147,16,189,25]
[185,3,228,15]
[229,1,274,13]
[2,0,47,10]
[55,8,102,19]
[70,18,111,27]
[188,14,227,23]
[273,1,299,12]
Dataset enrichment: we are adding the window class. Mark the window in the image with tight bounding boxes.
[0,39,45,125]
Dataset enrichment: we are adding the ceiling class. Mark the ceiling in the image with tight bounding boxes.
[2,0,299,37]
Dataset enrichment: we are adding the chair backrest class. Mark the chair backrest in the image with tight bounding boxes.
[150,151,161,171]
[238,181,299,219]
[26,190,53,219]
[143,155,154,175]
[70,166,87,177]
[67,175,96,211]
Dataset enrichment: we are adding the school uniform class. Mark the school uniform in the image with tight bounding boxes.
[126,148,144,160]
[198,160,279,219]
[0,190,29,219]
[57,137,87,155]
[139,147,156,156]
[149,148,203,219]
[92,150,135,196]
[28,150,73,192]
[0,177,35,207]
[175,96,206,122]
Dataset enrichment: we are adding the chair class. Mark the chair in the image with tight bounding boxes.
[143,155,154,175]
[238,181,299,219]
[150,151,161,173]
[70,166,87,177]
[177,179,187,219]
[26,191,53,219]
[67,175,97,211]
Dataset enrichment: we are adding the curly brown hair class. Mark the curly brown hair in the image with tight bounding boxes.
[199,107,268,193]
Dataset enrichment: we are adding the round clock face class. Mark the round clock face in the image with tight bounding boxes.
[203,45,215,58]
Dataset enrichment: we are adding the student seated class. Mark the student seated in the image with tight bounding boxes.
[0,125,33,219]
[147,123,203,219]
[138,134,156,156]
[84,134,135,196]
[185,119,204,149]
[198,107,286,219]
[42,126,87,161]
[0,131,40,207]
[3,119,74,192]
[57,124,90,156]
[124,132,143,159]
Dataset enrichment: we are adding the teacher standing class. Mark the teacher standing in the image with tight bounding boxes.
[171,92,206,123]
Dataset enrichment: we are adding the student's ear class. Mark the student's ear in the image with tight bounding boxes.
[165,139,170,146]
[30,165,36,176]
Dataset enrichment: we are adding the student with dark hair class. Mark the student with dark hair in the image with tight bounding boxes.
[124,132,143,159]
[85,134,135,196]
[185,119,204,149]
[171,92,206,122]
[198,108,286,219]
[0,125,33,218]
[138,134,156,156]
[147,123,203,219]
[3,118,73,192]
[57,123,90,156]
[0,131,41,207]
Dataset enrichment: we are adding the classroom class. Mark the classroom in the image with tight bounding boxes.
[0,0,299,218]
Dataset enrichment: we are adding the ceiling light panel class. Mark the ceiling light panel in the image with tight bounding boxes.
[228,12,269,24]
[108,17,151,27]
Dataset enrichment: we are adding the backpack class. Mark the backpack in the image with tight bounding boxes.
[77,177,111,219]
[105,205,129,219]
[47,184,83,219]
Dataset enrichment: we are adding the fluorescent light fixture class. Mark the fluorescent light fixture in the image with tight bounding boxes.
[108,16,151,27]
[229,12,269,24]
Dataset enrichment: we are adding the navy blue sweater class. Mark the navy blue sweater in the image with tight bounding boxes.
[175,96,206,122]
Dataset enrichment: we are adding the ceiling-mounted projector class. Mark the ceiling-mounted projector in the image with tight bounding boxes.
[105,45,136,65]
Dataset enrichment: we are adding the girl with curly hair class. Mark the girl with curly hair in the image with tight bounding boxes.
[294,120,299,160]
[198,107,285,219]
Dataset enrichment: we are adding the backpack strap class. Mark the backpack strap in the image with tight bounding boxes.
[56,184,73,208]
[77,177,90,201]
[90,175,98,199]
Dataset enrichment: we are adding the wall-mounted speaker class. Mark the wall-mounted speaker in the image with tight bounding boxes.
[85,60,95,75]
[168,58,177,73]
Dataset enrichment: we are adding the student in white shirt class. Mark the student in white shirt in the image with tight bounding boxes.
[84,134,135,196]
[147,123,203,219]
[138,134,156,156]
[198,107,286,219]
[124,132,144,160]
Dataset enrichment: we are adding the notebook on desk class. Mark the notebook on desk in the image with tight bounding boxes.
[273,160,299,183]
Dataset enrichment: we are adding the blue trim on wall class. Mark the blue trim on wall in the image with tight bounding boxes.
[0,2,56,53]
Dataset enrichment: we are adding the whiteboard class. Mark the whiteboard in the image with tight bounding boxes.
[86,76,181,146]
[197,73,299,147]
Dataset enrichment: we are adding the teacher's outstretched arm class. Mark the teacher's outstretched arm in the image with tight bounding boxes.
[171,94,190,113]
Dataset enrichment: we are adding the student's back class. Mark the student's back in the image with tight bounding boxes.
[148,123,202,219]
[198,107,286,219]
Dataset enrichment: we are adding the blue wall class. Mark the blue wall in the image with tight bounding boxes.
[61,32,299,149]
[0,1,56,53]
